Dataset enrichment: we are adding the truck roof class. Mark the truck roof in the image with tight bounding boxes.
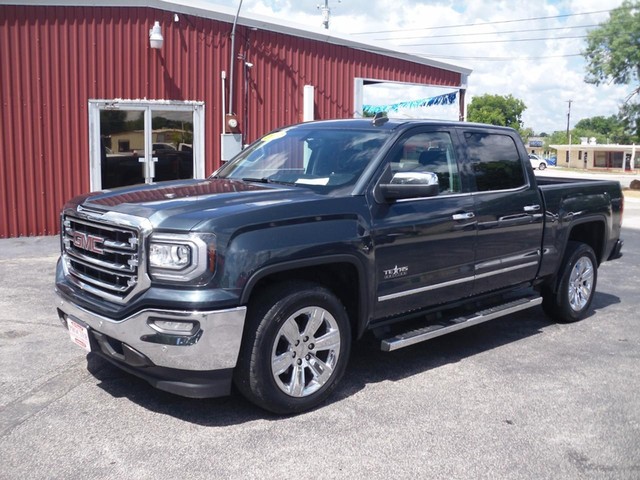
[284,118,518,134]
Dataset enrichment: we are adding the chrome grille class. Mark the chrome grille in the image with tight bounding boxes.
[62,215,140,299]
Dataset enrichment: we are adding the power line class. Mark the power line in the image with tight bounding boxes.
[375,23,600,41]
[351,9,613,35]
[401,34,589,47]
[414,53,584,61]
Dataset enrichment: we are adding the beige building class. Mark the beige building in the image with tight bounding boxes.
[551,138,638,171]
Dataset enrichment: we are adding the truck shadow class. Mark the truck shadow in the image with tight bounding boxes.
[87,292,620,426]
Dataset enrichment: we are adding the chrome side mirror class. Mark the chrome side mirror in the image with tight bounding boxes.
[380,171,440,200]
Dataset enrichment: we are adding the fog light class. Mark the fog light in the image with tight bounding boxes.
[149,319,199,335]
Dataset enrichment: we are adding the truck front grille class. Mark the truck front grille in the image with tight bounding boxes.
[62,215,140,300]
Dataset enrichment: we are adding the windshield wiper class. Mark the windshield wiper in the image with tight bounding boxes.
[242,177,296,186]
[242,177,272,184]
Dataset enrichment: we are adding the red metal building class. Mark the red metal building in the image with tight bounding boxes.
[0,0,471,238]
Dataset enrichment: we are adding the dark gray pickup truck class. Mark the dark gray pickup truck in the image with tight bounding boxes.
[56,118,624,414]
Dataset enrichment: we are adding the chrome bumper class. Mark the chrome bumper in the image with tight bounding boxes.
[56,291,246,372]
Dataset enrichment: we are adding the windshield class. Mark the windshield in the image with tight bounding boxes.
[214,126,390,191]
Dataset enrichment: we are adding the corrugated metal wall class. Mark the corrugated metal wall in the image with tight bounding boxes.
[0,4,461,238]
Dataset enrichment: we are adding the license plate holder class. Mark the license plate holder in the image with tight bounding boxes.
[67,317,91,353]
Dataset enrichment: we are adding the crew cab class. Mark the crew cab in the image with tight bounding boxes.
[56,118,623,414]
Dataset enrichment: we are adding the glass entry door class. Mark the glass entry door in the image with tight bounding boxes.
[89,101,204,191]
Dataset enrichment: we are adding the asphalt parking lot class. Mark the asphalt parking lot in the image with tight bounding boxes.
[1,189,639,479]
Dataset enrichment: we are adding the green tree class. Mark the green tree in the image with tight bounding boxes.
[574,115,631,143]
[583,1,640,139]
[467,94,527,132]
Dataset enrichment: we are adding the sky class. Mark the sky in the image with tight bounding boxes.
[227,0,629,134]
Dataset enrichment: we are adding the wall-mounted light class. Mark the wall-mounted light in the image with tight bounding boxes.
[149,21,163,49]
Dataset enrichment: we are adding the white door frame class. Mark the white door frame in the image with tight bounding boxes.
[88,100,205,191]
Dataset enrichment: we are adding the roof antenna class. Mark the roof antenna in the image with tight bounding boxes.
[372,112,389,127]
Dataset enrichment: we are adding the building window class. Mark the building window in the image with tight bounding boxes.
[118,140,130,153]
[594,152,607,167]
[89,100,204,191]
[578,150,582,160]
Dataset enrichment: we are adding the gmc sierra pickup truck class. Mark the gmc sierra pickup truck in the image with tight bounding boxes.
[56,118,624,414]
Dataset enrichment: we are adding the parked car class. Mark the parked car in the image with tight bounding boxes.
[529,154,547,170]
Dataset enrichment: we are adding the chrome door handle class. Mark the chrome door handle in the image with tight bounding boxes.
[452,212,475,221]
[524,205,541,213]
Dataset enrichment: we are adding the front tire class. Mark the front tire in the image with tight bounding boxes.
[542,241,597,323]
[234,282,351,414]
[538,162,547,170]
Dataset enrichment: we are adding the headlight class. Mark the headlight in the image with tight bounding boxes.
[148,233,215,283]
[150,243,191,270]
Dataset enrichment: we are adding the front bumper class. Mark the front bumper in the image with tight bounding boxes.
[56,290,247,398]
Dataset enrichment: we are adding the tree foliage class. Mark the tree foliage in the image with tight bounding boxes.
[574,115,632,143]
[583,1,640,138]
[467,94,527,132]
[544,114,634,150]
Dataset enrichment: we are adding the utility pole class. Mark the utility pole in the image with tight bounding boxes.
[318,0,337,29]
[566,99,572,164]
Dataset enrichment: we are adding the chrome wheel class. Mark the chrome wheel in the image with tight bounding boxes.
[271,306,342,398]
[568,256,594,312]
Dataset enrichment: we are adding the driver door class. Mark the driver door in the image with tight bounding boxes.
[370,128,477,320]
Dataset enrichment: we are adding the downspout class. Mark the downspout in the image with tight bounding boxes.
[228,0,244,116]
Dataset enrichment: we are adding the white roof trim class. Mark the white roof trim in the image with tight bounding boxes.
[6,0,472,79]
[550,144,637,151]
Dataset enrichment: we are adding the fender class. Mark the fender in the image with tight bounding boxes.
[544,213,608,293]
[240,254,372,338]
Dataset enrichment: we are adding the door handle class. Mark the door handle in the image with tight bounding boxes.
[452,212,475,221]
[524,204,541,213]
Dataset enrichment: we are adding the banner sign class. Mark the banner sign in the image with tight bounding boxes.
[363,91,458,115]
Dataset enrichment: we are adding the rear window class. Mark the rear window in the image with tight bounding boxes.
[464,132,525,191]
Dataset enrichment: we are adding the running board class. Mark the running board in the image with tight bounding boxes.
[381,296,543,352]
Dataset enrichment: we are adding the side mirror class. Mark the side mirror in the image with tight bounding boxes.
[380,171,440,200]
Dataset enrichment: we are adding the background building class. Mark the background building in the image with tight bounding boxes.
[0,0,471,238]
[551,139,638,171]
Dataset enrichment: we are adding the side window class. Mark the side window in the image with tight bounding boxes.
[389,132,461,194]
[464,132,525,191]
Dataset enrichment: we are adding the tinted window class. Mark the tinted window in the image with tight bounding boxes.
[464,132,525,191]
[389,131,461,194]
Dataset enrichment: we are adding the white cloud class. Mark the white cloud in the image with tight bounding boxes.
[225,0,631,133]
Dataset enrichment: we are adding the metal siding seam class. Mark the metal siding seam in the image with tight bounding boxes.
[0,7,17,236]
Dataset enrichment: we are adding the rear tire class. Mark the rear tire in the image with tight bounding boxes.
[234,282,351,414]
[538,162,547,170]
[542,241,597,323]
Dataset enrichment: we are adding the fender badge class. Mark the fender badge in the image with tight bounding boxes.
[383,265,409,280]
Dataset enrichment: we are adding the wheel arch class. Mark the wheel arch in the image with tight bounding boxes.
[566,216,607,265]
[543,215,606,295]
[241,255,370,339]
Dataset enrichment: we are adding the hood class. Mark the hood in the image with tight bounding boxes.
[72,178,316,231]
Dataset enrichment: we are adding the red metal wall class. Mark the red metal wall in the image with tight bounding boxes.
[0,4,461,238]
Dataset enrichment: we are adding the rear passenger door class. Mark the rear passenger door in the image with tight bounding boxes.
[461,129,544,295]
[370,128,476,319]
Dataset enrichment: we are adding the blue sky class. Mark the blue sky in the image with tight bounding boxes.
[222,0,629,133]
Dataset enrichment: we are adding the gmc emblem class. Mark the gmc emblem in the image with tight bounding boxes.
[72,232,105,254]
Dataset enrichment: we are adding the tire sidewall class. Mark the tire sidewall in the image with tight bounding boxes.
[556,243,598,322]
[240,284,351,414]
